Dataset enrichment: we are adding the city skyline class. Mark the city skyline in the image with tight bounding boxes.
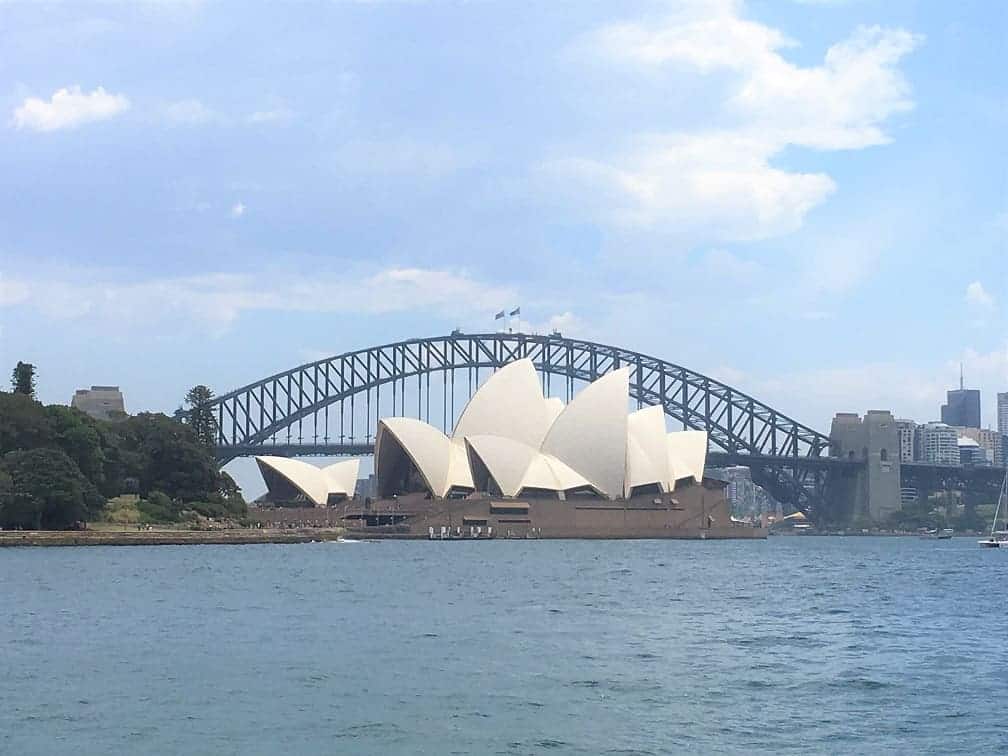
[1,0,1005,436]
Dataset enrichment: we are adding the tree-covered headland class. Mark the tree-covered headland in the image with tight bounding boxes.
[0,369,244,530]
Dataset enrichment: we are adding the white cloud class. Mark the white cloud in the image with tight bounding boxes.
[248,107,295,124]
[162,99,219,125]
[542,133,835,240]
[12,85,130,132]
[583,9,919,151]
[551,4,921,240]
[511,310,585,336]
[545,311,582,334]
[230,202,246,218]
[0,267,517,336]
[738,25,920,150]
[965,281,994,310]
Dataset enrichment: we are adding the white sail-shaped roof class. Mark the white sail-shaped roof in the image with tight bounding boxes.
[465,434,591,496]
[377,418,474,498]
[544,397,564,425]
[367,364,709,502]
[255,456,355,506]
[452,359,554,448]
[323,459,360,497]
[541,368,630,499]
[448,441,475,494]
[625,405,672,495]
[465,435,541,496]
[519,452,590,494]
[666,430,708,483]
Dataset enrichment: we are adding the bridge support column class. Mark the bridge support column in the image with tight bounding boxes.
[829,411,901,525]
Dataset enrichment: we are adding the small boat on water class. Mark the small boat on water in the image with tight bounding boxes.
[978,471,1008,549]
[919,528,954,540]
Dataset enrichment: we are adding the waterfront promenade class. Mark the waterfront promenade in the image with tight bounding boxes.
[0,527,344,547]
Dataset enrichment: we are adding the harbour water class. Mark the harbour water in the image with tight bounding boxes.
[3,537,1006,754]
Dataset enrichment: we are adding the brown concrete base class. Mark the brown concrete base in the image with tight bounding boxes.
[344,527,766,540]
[336,478,767,540]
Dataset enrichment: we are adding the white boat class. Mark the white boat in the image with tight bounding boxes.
[978,471,1008,548]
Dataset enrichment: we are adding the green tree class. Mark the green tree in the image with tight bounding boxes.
[0,448,104,529]
[0,385,237,527]
[118,413,221,502]
[10,361,36,398]
[0,468,11,511]
[184,385,218,448]
[219,470,247,516]
[47,405,110,493]
[0,390,53,453]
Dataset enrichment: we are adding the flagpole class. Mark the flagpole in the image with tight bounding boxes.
[508,306,520,334]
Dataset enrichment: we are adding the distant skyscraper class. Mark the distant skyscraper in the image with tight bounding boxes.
[941,390,980,427]
[940,369,981,428]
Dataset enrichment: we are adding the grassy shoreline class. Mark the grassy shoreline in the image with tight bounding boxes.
[0,527,344,547]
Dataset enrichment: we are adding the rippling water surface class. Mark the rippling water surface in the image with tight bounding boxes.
[3,537,1006,754]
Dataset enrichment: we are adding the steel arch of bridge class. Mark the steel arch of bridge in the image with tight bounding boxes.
[203,333,832,511]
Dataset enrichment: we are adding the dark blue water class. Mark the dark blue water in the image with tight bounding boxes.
[2,537,1006,755]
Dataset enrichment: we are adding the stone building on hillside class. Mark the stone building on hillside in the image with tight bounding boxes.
[71,386,127,421]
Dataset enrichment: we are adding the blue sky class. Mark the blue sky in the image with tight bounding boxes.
[2,0,1005,446]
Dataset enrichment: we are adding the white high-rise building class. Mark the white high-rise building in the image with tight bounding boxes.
[998,392,1008,466]
[916,422,959,465]
[895,419,916,462]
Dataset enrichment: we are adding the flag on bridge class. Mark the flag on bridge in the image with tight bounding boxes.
[494,310,505,320]
[509,307,521,317]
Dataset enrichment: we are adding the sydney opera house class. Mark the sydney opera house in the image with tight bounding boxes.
[255,359,763,539]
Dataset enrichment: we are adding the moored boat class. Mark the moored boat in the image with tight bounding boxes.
[978,472,1007,549]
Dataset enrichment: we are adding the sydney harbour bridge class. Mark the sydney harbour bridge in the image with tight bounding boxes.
[194,332,1001,520]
